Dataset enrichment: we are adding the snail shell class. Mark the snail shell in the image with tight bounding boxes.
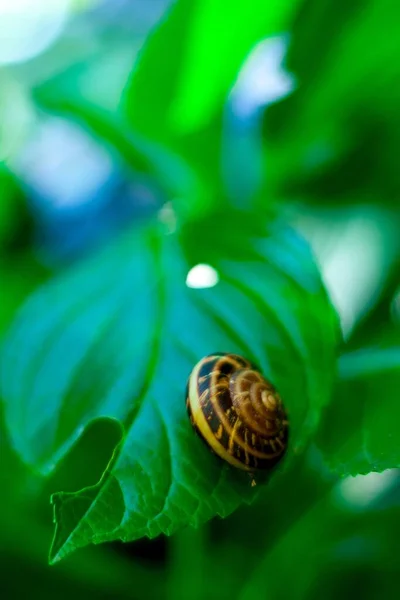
[186,353,289,472]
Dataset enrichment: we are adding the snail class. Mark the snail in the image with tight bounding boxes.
[186,353,288,477]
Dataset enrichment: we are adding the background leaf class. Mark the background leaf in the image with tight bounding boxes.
[261,0,400,205]
[167,0,301,134]
[33,66,199,206]
[1,216,338,562]
[123,0,301,217]
[125,0,301,138]
[316,345,400,475]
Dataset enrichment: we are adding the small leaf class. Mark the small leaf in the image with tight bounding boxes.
[317,346,400,475]
[0,219,338,562]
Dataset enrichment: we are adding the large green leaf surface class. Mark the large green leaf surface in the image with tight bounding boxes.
[0,220,338,562]
[317,346,400,475]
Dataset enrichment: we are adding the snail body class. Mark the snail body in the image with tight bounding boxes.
[186,353,288,472]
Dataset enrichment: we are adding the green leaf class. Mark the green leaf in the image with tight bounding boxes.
[0,219,338,562]
[262,0,400,204]
[0,166,48,337]
[0,253,48,339]
[125,0,301,137]
[168,0,301,134]
[33,65,199,209]
[0,166,30,250]
[317,346,400,475]
[124,0,301,216]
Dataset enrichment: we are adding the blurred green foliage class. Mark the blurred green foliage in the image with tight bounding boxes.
[0,167,48,333]
[262,0,400,205]
[0,0,399,598]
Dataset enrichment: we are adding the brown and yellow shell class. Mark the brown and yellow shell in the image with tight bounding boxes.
[186,353,288,472]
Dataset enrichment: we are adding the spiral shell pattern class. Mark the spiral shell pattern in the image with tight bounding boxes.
[186,353,288,471]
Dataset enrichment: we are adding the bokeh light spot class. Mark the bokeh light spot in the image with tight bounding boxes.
[186,264,219,289]
[0,0,71,65]
[337,470,398,509]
